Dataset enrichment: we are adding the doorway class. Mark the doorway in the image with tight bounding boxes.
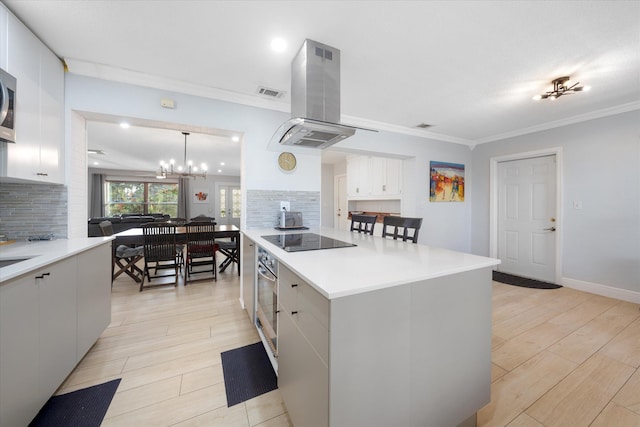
[490,148,562,283]
[334,174,349,230]
[216,183,241,227]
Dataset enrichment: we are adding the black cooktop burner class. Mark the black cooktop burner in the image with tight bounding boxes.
[260,233,356,252]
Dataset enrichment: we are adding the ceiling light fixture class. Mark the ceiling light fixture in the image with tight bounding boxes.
[158,132,207,179]
[533,76,590,101]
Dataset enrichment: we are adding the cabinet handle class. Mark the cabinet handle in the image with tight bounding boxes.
[35,272,50,279]
[382,184,386,192]
[36,172,49,176]
[291,283,298,288]
[291,311,298,315]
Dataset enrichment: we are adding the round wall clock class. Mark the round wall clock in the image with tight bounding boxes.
[278,152,297,172]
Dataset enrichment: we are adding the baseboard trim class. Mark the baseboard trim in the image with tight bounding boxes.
[561,277,640,304]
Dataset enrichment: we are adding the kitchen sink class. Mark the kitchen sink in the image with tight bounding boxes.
[0,257,34,268]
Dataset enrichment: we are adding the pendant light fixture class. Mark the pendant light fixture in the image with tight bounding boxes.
[158,132,207,179]
[533,76,590,101]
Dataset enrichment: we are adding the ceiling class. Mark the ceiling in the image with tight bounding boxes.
[3,1,639,174]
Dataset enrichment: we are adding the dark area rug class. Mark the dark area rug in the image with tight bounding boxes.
[221,342,278,407]
[29,378,121,427]
[493,271,562,289]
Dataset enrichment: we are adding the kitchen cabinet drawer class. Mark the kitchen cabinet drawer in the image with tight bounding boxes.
[278,265,329,362]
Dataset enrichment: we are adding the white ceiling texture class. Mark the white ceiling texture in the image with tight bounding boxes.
[4,1,639,176]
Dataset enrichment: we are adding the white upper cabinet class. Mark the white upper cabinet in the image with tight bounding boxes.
[347,155,402,200]
[0,6,64,184]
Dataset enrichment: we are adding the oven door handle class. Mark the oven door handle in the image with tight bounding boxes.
[257,266,276,282]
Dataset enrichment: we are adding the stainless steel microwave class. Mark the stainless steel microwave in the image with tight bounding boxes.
[0,67,17,143]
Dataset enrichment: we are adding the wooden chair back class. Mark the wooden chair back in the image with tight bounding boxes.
[350,214,377,235]
[381,216,423,243]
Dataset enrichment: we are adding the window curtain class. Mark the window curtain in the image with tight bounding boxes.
[90,173,105,218]
[177,177,190,219]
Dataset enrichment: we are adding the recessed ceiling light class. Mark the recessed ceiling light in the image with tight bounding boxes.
[270,38,286,53]
[220,162,225,166]
[218,169,222,173]
[119,122,130,129]
[93,161,99,165]
[232,135,240,142]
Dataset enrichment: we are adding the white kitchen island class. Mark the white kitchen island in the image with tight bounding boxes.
[243,228,500,427]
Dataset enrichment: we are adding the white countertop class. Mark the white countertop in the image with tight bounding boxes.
[0,237,114,283]
[243,227,500,299]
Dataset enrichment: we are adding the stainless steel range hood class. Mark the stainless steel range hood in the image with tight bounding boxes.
[271,39,374,149]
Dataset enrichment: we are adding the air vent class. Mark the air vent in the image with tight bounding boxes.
[87,149,105,155]
[415,123,433,129]
[257,86,285,98]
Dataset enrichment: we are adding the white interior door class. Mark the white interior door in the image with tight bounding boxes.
[497,155,557,282]
[217,184,241,227]
[335,175,349,230]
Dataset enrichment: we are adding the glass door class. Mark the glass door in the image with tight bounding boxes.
[217,184,241,227]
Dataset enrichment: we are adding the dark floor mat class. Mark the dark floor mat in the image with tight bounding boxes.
[221,342,278,407]
[493,271,562,289]
[29,378,121,427]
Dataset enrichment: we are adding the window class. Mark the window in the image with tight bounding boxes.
[105,181,179,217]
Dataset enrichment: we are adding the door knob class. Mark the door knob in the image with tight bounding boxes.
[544,227,556,232]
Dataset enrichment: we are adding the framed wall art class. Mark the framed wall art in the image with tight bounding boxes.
[193,190,209,204]
[430,161,465,202]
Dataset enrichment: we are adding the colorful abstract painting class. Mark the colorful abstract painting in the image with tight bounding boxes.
[430,161,465,202]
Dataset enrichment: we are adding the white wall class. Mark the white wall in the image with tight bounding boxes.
[328,129,474,252]
[64,74,321,232]
[471,110,640,297]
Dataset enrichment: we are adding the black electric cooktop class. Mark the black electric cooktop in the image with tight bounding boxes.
[260,233,356,252]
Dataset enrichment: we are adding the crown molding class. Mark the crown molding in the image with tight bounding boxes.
[65,59,639,148]
[475,101,640,144]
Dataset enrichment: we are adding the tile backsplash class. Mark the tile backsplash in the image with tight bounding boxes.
[246,190,320,229]
[0,183,68,241]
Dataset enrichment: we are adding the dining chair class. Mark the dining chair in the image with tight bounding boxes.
[140,223,180,291]
[217,238,239,275]
[185,221,220,283]
[381,216,423,243]
[350,214,377,235]
[98,220,144,284]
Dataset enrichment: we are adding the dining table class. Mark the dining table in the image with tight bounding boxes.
[112,224,241,279]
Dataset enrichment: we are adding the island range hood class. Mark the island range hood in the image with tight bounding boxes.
[271,39,374,149]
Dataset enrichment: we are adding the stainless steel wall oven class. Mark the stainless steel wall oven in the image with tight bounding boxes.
[256,246,278,371]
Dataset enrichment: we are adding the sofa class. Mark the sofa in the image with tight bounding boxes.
[88,214,170,237]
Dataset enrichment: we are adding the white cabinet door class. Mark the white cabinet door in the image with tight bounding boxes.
[38,45,65,183]
[278,307,329,427]
[384,158,402,196]
[76,244,111,359]
[0,5,8,69]
[1,11,64,184]
[348,156,402,200]
[347,156,373,198]
[0,274,40,427]
[38,259,78,398]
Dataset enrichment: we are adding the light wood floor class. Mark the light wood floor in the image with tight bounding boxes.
[58,271,640,426]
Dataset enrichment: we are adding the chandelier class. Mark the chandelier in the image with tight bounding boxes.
[533,76,590,101]
[158,132,207,179]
